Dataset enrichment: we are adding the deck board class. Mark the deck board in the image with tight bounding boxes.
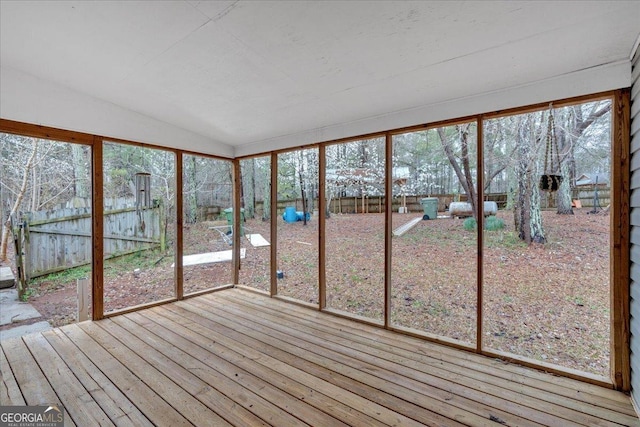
[220,289,639,425]
[0,344,25,406]
[22,333,114,426]
[204,294,585,426]
[2,337,76,426]
[234,288,633,408]
[42,328,152,427]
[1,288,638,427]
[124,311,375,427]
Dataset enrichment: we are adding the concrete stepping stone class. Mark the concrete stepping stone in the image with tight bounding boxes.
[0,267,15,289]
[0,321,51,340]
[0,289,42,326]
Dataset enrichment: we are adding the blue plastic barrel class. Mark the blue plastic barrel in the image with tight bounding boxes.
[296,211,311,221]
[283,206,297,223]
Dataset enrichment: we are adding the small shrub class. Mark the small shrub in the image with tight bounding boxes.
[463,216,505,232]
[463,217,476,231]
[485,216,505,231]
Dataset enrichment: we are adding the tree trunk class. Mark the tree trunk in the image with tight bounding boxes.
[263,177,271,221]
[72,144,89,199]
[555,162,574,215]
[30,161,39,211]
[187,156,198,223]
[1,139,39,261]
[529,161,546,243]
[241,159,256,219]
[250,159,256,219]
[513,118,545,244]
[298,152,307,225]
[514,133,530,242]
[438,126,478,219]
[555,103,610,214]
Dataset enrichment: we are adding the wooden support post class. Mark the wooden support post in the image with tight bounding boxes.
[91,137,104,320]
[175,152,184,299]
[610,88,630,391]
[384,133,393,329]
[318,145,326,310]
[476,117,484,353]
[270,153,278,297]
[232,158,241,285]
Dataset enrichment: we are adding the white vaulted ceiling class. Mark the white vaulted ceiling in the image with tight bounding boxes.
[1,1,639,157]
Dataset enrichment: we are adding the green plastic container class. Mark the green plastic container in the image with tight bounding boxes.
[420,197,438,220]
[223,208,245,235]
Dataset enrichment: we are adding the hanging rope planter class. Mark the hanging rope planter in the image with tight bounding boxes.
[539,105,563,192]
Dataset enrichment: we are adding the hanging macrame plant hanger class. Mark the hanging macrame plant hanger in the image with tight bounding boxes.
[539,105,563,192]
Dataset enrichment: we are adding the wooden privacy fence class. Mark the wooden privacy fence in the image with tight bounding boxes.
[572,186,610,208]
[539,186,610,209]
[253,194,471,216]
[13,198,161,280]
[247,189,605,217]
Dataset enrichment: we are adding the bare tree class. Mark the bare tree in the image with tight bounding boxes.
[1,138,38,260]
[438,124,478,219]
[554,102,611,215]
[513,114,546,244]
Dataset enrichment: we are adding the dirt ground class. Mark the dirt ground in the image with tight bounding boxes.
[266,209,610,376]
[5,207,611,377]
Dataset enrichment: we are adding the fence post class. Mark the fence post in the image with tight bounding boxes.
[9,215,26,299]
[23,213,31,282]
[77,277,89,322]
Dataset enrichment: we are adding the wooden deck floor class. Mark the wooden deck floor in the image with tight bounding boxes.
[1,288,638,426]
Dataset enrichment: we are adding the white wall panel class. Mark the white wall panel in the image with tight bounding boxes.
[0,66,233,157]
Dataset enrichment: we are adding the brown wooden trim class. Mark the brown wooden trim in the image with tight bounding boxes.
[476,117,484,353]
[241,142,321,160]
[318,145,327,310]
[482,349,613,389]
[91,137,104,320]
[232,158,241,285]
[0,119,94,145]
[387,116,479,136]
[273,294,318,310]
[237,133,388,161]
[321,307,385,327]
[102,297,178,318]
[175,152,184,300]
[610,88,631,392]
[171,148,231,161]
[384,133,393,329]
[482,91,615,120]
[100,137,179,155]
[183,284,235,299]
[0,119,235,161]
[235,284,270,297]
[89,135,228,161]
[389,324,476,352]
[270,153,278,297]
[320,133,387,148]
